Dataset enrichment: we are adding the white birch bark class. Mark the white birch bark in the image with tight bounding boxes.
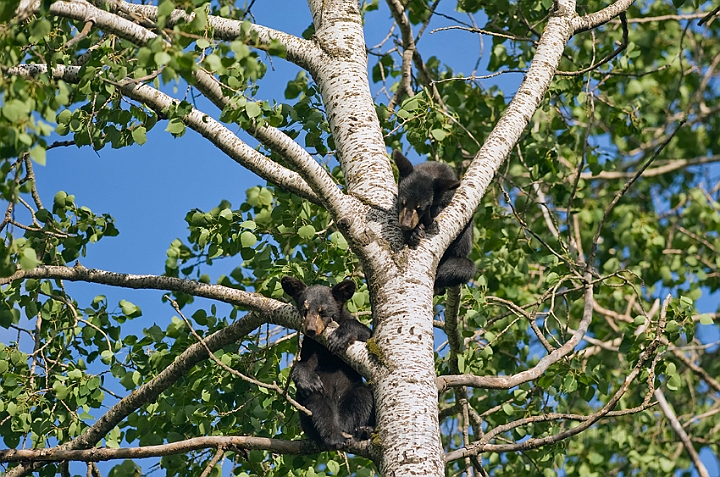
[305,0,396,208]
[431,1,578,253]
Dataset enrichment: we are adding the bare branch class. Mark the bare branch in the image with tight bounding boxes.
[436,274,593,392]
[65,20,95,49]
[581,154,720,180]
[199,448,224,477]
[654,389,711,477]
[1,264,279,311]
[699,4,720,25]
[445,294,669,461]
[384,0,445,108]
[430,25,535,44]
[0,435,370,463]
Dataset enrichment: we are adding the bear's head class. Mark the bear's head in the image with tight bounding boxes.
[393,150,459,231]
[281,276,356,336]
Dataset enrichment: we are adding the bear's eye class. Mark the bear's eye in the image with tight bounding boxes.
[317,306,323,313]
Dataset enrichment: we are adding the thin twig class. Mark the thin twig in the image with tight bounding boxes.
[165,295,312,416]
[589,120,686,264]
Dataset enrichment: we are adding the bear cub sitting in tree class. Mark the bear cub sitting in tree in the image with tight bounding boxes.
[281,276,374,449]
[393,150,476,294]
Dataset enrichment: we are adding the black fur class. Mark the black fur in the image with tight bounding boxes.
[393,150,476,294]
[281,276,374,449]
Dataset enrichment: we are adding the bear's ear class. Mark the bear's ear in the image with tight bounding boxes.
[331,280,356,303]
[434,178,460,194]
[393,150,414,179]
[281,276,307,300]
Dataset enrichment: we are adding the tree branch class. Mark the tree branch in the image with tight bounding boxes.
[384,0,444,109]
[445,294,669,461]
[654,389,711,477]
[571,0,634,33]
[431,0,577,261]
[436,273,593,392]
[190,70,351,218]
[8,64,320,204]
[581,154,720,180]
[1,264,280,311]
[558,13,628,76]
[0,435,368,463]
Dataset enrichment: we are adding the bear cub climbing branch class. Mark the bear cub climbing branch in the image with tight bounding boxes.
[281,276,374,449]
[393,150,476,294]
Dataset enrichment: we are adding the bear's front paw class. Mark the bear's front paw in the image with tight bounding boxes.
[323,432,352,450]
[354,425,374,441]
[293,370,325,395]
[406,225,425,248]
[327,329,353,355]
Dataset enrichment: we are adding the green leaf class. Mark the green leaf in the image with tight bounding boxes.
[132,126,147,145]
[57,109,72,124]
[563,374,577,393]
[0,0,21,23]
[268,39,287,58]
[157,0,175,17]
[29,19,51,41]
[19,248,40,271]
[154,51,171,66]
[191,6,208,31]
[240,231,257,248]
[165,118,186,136]
[327,460,340,474]
[2,99,30,123]
[29,145,46,166]
[298,225,315,240]
[502,403,513,415]
[329,231,348,250]
[245,102,262,118]
[219,208,233,222]
[120,300,143,318]
[667,373,682,391]
[699,314,714,325]
[430,129,447,141]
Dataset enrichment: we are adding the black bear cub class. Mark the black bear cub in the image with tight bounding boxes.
[393,150,476,295]
[281,276,374,449]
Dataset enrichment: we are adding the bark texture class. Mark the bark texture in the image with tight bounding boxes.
[306,0,396,207]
